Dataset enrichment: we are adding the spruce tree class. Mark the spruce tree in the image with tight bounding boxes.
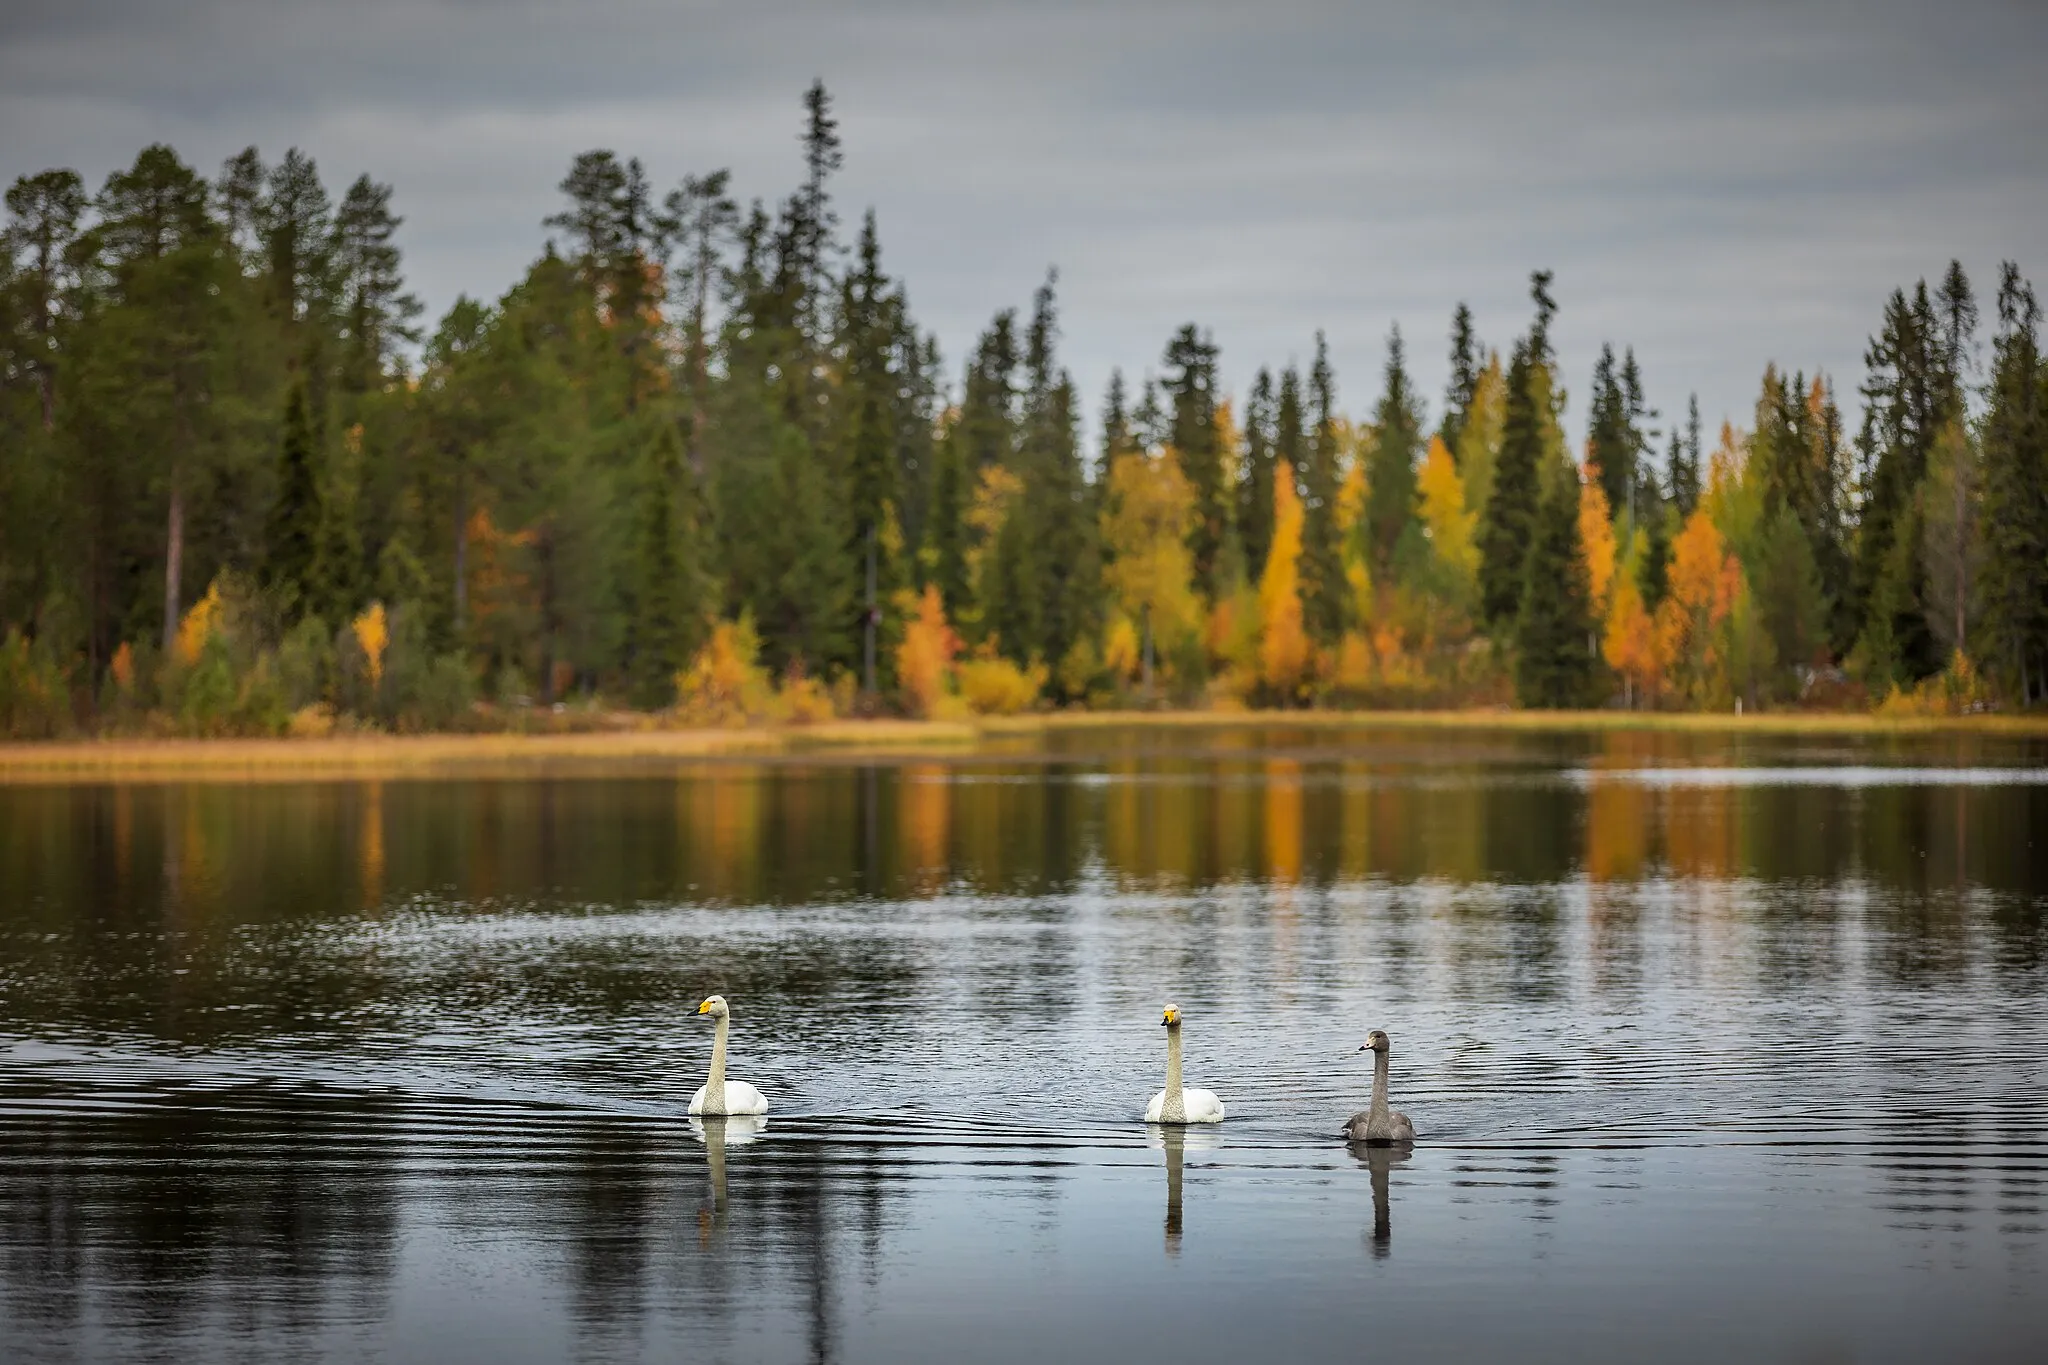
[1365,325,1422,575]
[1586,343,1632,519]
[626,422,702,706]
[1163,324,1224,597]
[1240,369,1278,575]
[1512,465,1600,707]
[1440,302,1481,454]
[1668,396,1702,516]
[1299,334,1348,646]
[1478,272,1556,627]
[266,378,320,608]
[1979,264,2048,704]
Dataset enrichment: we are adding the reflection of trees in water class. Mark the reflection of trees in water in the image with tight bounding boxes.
[0,1086,399,1354]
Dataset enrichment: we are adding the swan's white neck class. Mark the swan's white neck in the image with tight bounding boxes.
[705,1013,729,1115]
[1368,1048,1391,1126]
[1162,1022,1186,1123]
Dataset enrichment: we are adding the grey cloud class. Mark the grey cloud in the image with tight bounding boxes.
[4,0,2045,445]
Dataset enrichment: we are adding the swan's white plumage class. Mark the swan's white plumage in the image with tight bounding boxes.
[1145,1087,1225,1123]
[688,1080,768,1116]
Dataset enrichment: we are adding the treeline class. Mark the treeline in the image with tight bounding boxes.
[2,83,2045,737]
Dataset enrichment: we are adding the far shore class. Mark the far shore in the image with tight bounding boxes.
[1,708,2043,782]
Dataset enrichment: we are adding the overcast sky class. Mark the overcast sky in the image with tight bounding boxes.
[5,0,2047,454]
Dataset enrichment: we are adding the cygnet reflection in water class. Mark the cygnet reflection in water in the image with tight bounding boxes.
[1347,1141,1412,1259]
[689,1114,767,1234]
[1146,1125,1223,1257]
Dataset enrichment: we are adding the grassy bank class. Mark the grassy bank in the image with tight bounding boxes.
[2,708,2043,782]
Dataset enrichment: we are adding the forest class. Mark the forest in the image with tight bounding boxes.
[3,82,2046,739]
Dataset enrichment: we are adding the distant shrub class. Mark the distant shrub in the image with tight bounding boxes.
[0,629,71,738]
[675,616,775,726]
[957,651,1045,715]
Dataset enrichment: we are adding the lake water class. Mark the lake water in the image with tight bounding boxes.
[2,725,2045,1363]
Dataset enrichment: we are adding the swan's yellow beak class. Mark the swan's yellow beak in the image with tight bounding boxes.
[1161,1008,1179,1026]
[696,1000,712,1014]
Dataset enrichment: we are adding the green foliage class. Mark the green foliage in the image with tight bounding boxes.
[1512,466,1601,707]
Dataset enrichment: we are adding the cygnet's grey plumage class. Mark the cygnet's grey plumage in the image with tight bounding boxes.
[1343,1029,1417,1144]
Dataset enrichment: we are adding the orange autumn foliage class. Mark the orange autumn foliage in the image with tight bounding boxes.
[350,602,389,685]
[1654,509,1744,706]
[895,584,960,719]
[1602,569,1659,705]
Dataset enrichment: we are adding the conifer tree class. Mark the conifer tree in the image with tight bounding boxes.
[1162,324,1225,597]
[3,169,86,431]
[1513,464,1600,707]
[1239,369,1278,576]
[1979,263,2048,704]
[1440,302,1481,454]
[1299,333,1348,646]
[329,175,420,394]
[1478,271,1556,627]
[1365,325,1423,575]
[626,422,703,705]
[266,377,320,607]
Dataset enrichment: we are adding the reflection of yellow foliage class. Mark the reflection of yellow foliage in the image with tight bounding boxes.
[1257,468,1310,695]
[1578,462,1617,613]
[174,582,224,666]
[351,602,389,684]
[957,650,1045,715]
[899,763,950,891]
[1263,758,1303,884]
[675,617,774,725]
[895,584,959,719]
[1585,779,1647,882]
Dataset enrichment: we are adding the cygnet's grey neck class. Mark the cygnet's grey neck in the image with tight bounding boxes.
[1368,1047,1391,1125]
[1162,1022,1186,1123]
[705,1013,730,1115]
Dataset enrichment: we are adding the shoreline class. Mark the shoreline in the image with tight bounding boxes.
[1,708,2042,781]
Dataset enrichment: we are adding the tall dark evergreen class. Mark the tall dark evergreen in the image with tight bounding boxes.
[266,378,319,607]
[1162,324,1225,596]
[1440,302,1481,455]
[1979,264,2048,704]
[1364,325,1422,575]
[1512,466,1600,707]
[1668,395,1702,516]
[1478,271,1556,627]
[1299,333,1348,646]
[1239,368,1278,574]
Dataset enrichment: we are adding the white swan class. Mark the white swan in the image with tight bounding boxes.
[687,995,770,1116]
[1144,1004,1225,1124]
[1342,1029,1416,1143]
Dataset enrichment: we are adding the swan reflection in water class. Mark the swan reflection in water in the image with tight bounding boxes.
[1347,1141,1411,1258]
[689,1114,767,1238]
[1146,1125,1223,1256]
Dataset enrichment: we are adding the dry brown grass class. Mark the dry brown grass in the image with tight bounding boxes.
[3,708,2039,783]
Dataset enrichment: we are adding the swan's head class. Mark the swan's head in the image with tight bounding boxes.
[1160,1004,1181,1029]
[697,995,731,1019]
[1360,1029,1391,1053]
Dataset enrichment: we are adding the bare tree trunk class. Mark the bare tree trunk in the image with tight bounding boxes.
[161,476,185,651]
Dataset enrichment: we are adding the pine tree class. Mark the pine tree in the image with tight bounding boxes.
[1513,464,1600,707]
[3,169,87,431]
[841,212,901,690]
[1162,324,1224,598]
[266,378,320,607]
[1239,368,1278,575]
[1668,396,1702,516]
[1365,324,1423,575]
[1586,343,1632,519]
[1478,271,1556,627]
[626,422,703,705]
[1440,302,1481,454]
[1299,333,1348,646]
[329,174,421,394]
[1979,263,2048,704]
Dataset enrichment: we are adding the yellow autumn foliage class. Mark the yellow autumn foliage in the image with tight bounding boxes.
[174,582,224,667]
[1101,448,1201,659]
[956,650,1045,715]
[1417,435,1478,585]
[350,602,389,685]
[1578,461,1617,613]
[674,616,774,725]
[895,584,960,719]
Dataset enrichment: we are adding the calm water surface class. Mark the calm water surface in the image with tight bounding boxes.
[2,726,2045,1363]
